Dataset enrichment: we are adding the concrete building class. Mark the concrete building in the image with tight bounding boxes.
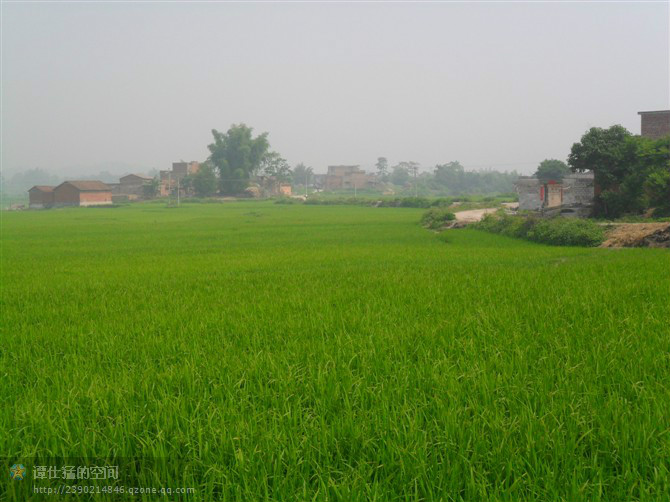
[638,110,670,139]
[171,161,200,181]
[158,161,200,196]
[515,172,594,217]
[28,186,55,208]
[53,181,113,207]
[325,165,377,191]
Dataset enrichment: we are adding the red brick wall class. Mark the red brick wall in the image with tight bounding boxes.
[29,191,54,206]
[53,184,81,205]
[54,184,112,206]
[640,112,670,140]
[80,192,112,206]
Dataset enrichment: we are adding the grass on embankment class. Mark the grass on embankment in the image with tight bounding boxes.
[472,211,606,247]
[2,201,669,501]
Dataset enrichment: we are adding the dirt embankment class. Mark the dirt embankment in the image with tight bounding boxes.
[601,222,670,248]
[453,203,519,223]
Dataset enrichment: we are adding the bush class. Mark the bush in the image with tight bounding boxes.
[421,208,456,230]
[274,197,302,205]
[527,218,605,247]
[474,213,605,247]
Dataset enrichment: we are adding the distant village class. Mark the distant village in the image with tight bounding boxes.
[25,109,670,218]
[26,163,381,209]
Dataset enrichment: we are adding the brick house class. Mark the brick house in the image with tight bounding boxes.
[325,165,377,191]
[53,181,113,207]
[159,161,200,196]
[28,186,55,208]
[118,174,154,199]
[638,110,670,139]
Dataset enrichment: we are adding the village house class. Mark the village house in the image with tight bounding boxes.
[515,173,595,217]
[52,180,113,207]
[516,110,668,217]
[116,174,154,199]
[28,186,55,208]
[253,175,292,197]
[159,161,200,196]
[325,165,377,191]
[638,110,670,139]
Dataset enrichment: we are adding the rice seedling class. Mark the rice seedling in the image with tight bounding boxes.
[2,201,669,501]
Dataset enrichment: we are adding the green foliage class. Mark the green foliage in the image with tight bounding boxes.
[191,162,218,197]
[476,213,605,246]
[432,161,519,195]
[208,124,270,194]
[390,164,410,186]
[3,203,669,501]
[274,197,300,205]
[303,196,454,208]
[420,207,456,229]
[568,125,632,187]
[261,152,292,182]
[375,157,389,180]
[527,218,606,247]
[568,127,669,218]
[292,163,313,187]
[644,167,670,216]
[142,177,159,197]
[535,159,570,182]
[4,167,62,195]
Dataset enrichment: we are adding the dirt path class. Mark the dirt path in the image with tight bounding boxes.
[453,208,498,223]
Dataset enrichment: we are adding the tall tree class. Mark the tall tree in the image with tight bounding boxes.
[568,125,632,188]
[261,152,292,182]
[535,159,570,182]
[292,163,313,187]
[375,157,389,180]
[390,164,410,186]
[208,124,270,194]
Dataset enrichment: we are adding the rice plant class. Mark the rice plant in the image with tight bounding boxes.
[2,202,669,501]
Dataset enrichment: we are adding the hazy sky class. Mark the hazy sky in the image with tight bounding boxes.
[2,1,668,176]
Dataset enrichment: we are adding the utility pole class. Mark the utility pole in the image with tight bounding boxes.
[177,178,180,206]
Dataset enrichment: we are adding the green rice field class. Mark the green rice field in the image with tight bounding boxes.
[2,201,669,501]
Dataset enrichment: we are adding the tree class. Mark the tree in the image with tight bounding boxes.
[180,175,193,192]
[402,161,420,196]
[569,125,669,217]
[433,161,464,192]
[375,157,389,180]
[292,163,313,187]
[535,159,570,182]
[192,162,218,197]
[142,178,160,198]
[261,152,292,182]
[6,168,62,195]
[568,125,632,188]
[390,164,410,186]
[207,124,270,194]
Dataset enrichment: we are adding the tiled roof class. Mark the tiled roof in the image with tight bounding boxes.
[57,180,111,191]
[29,185,55,192]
